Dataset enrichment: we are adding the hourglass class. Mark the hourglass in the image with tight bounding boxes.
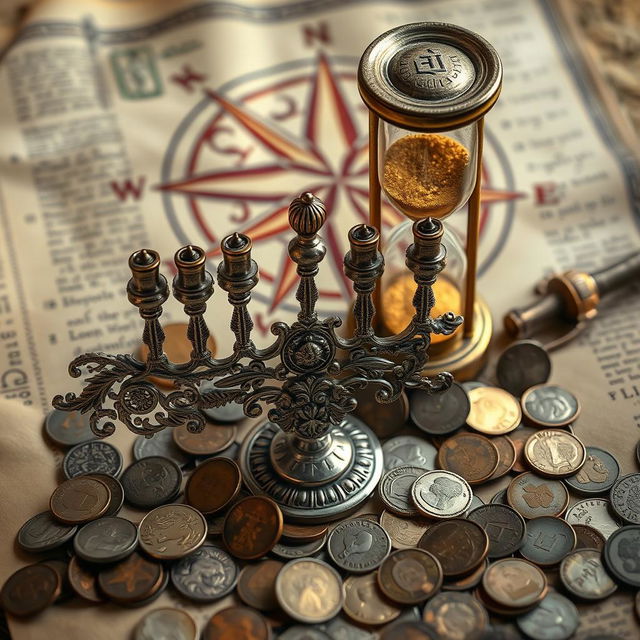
[358,22,502,378]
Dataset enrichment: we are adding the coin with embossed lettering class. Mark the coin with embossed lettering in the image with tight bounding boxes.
[572,524,605,551]
[466,386,521,435]
[496,341,551,398]
[50,476,111,525]
[63,440,123,479]
[610,473,640,525]
[521,384,580,428]
[185,457,242,515]
[382,435,437,472]
[173,421,236,456]
[74,516,138,563]
[343,571,401,626]
[133,429,190,468]
[519,516,576,566]
[237,559,283,611]
[379,510,431,550]
[271,534,327,560]
[467,504,526,558]
[97,551,164,604]
[0,564,61,617]
[86,473,125,517]
[379,465,424,517]
[328,519,391,573]
[515,591,578,640]
[203,606,270,640]
[422,591,489,639]
[507,472,569,520]
[410,383,470,436]
[559,549,617,600]
[135,608,197,640]
[564,447,619,496]
[377,548,442,604]
[17,511,77,553]
[437,433,499,485]
[139,504,207,560]
[276,558,344,624]
[353,388,409,439]
[482,558,547,610]
[411,470,472,519]
[121,456,182,509]
[45,409,94,447]
[603,525,640,588]
[524,429,586,478]
[565,498,622,539]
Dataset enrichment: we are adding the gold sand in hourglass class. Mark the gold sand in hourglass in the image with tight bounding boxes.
[383,133,470,220]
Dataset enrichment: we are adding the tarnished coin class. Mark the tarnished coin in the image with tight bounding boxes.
[196,441,241,464]
[63,440,123,479]
[327,518,391,573]
[171,544,238,602]
[604,525,640,588]
[237,559,283,611]
[133,429,190,467]
[97,552,164,604]
[343,571,401,626]
[378,621,438,639]
[515,591,579,640]
[135,608,197,640]
[507,472,569,519]
[275,558,344,624]
[466,386,521,435]
[377,548,442,604]
[442,559,487,593]
[524,429,586,478]
[382,435,437,472]
[610,473,640,524]
[482,558,547,610]
[87,473,125,517]
[173,421,236,456]
[418,519,489,577]
[379,465,425,516]
[203,606,270,640]
[422,591,489,640]
[496,340,551,398]
[519,516,576,566]
[437,433,499,485]
[572,524,606,551]
[559,549,617,600]
[410,383,470,436]
[279,627,331,640]
[467,504,526,558]
[44,409,93,447]
[353,388,409,439]
[271,534,327,560]
[509,426,539,473]
[282,523,328,543]
[0,564,60,617]
[521,384,580,428]
[121,456,182,509]
[199,380,246,423]
[223,496,283,560]
[139,504,207,560]
[488,436,517,480]
[491,488,509,505]
[565,498,622,539]
[185,457,242,515]
[67,556,104,603]
[411,470,472,519]
[379,510,431,550]
[74,516,138,563]
[564,447,619,495]
[17,511,77,553]
[50,476,111,525]
[324,617,377,639]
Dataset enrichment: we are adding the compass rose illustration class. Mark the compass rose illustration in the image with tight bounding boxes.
[159,53,523,319]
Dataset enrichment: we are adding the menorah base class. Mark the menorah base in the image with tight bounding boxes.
[238,416,383,523]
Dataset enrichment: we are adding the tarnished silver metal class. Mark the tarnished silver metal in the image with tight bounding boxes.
[53,191,461,521]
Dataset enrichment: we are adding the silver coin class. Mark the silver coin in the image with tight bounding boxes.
[382,436,437,472]
[496,340,551,398]
[17,511,77,553]
[565,498,622,539]
[465,494,485,516]
[322,616,377,639]
[133,429,190,468]
[519,516,576,566]
[327,519,391,573]
[515,591,578,640]
[63,440,123,479]
[121,456,182,509]
[564,447,620,496]
[74,516,138,563]
[87,473,125,517]
[559,548,617,600]
[411,470,472,519]
[44,409,93,447]
[610,473,640,524]
[378,465,425,517]
[521,384,580,428]
[279,627,331,640]
[170,544,238,602]
[134,608,197,640]
[271,534,327,560]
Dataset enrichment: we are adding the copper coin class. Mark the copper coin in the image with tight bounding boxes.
[185,457,242,515]
[572,524,606,551]
[343,572,401,626]
[139,322,216,388]
[377,548,443,604]
[67,556,104,603]
[282,522,329,543]
[466,386,521,435]
[442,559,487,592]
[237,559,284,611]
[437,433,499,485]
[49,476,111,525]
[86,473,125,517]
[173,422,236,456]
[524,429,586,478]
[507,472,569,519]
[474,583,540,617]
[223,496,283,560]
[488,436,517,480]
[353,388,409,439]
[508,427,539,473]
[423,591,489,639]
[379,621,438,639]
[41,559,72,602]
[204,606,271,640]
[97,552,164,604]
[0,564,60,617]
[418,519,489,578]
[521,384,580,428]
[482,558,547,610]
[379,510,431,550]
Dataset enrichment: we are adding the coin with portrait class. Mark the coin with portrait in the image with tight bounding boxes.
[379,510,431,550]
[603,525,640,588]
[466,386,521,435]
[422,591,489,640]
[121,456,182,509]
[327,519,390,573]
[437,432,499,485]
[379,465,424,517]
[559,549,617,600]
[382,435,437,472]
[564,447,619,495]
[343,571,401,626]
[74,516,138,564]
[496,340,551,398]
[524,429,586,478]
[507,472,569,519]
[377,548,442,604]
[411,470,473,519]
[521,384,580,428]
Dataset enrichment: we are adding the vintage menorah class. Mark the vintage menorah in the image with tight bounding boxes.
[53,192,461,522]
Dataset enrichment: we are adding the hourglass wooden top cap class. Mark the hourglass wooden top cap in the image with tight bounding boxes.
[358,22,502,131]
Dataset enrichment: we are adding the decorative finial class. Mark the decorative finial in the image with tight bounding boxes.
[288,192,327,236]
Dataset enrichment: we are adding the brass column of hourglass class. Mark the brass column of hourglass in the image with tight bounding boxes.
[358,23,502,379]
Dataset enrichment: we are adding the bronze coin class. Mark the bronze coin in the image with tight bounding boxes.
[204,606,271,640]
[442,559,487,592]
[41,560,72,602]
[524,429,586,478]
[377,548,443,604]
[481,558,547,610]
[343,572,401,626]
[97,552,164,604]
[237,559,284,612]
[507,472,569,519]
[572,524,606,551]
[418,519,489,578]
[379,621,439,639]
[0,564,61,617]
[49,476,111,525]
[353,388,409,438]
[488,436,517,480]
[67,555,104,603]
[437,433,499,485]
[423,591,489,639]
[508,427,539,473]
[185,457,242,515]
[173,421,236,456]
[474,583,540,617]
[379,510,431,550]
[282,522,329,543]
[223,496,283,560]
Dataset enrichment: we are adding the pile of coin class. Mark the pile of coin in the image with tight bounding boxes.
[3,338,640,639]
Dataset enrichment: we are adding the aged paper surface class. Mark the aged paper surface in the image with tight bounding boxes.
[0,0,639,637]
